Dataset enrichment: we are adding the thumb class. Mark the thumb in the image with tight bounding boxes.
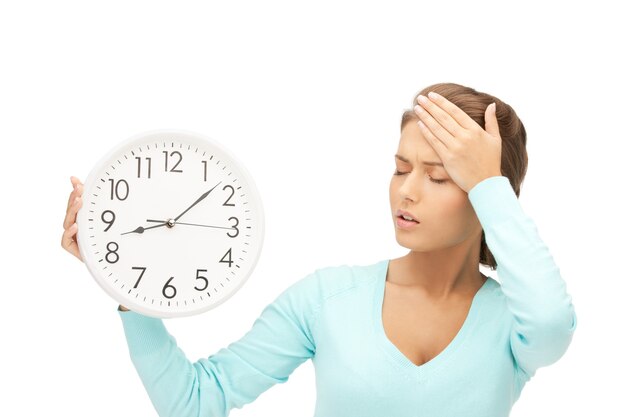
[484,102,500,139]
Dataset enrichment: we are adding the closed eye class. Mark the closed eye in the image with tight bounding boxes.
[393,170,447,184]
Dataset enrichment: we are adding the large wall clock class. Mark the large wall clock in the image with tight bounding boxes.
[76,129,265,318]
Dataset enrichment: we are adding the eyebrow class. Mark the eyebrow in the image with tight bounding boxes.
[395,154,444,167]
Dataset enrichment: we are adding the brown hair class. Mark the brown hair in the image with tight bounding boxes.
[400,82,528,270]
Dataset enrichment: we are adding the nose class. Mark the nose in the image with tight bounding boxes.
[398,170,422,202]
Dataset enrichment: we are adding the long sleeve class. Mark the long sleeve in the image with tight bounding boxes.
[117,269,323,417]
[468,176,577,384]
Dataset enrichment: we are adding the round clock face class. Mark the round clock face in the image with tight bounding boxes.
[76,129,265,318]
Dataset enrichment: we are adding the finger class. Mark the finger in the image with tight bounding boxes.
[425,91,480,131]
[414,103,454,148]
[416,94,464,138]
[416,119,448,160]
[67,180,83,212]
[67,177,79,210]
[484,102,501,139]
[61,222,77,248]
[70,176,83,188]
[63,195,82,230]
[67,183,77,210]
[61,222,83,261]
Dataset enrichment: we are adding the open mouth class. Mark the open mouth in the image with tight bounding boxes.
[397,215,420,224]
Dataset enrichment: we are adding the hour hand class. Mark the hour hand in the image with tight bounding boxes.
[121,221,168,235]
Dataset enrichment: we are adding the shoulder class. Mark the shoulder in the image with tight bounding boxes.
[275,259,383,308]
[264,260,384,340]
[311,259,382,299]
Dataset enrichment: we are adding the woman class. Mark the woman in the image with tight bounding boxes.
[61,82,577,417]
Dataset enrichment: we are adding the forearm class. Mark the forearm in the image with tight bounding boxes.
[468,176,577,379]
[118,310,227,417]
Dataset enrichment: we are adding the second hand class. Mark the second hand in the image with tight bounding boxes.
[145,219,234,230]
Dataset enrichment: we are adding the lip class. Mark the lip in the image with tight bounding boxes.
[396,209,420,223]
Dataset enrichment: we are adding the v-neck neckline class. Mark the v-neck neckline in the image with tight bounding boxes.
[371,258,494,380]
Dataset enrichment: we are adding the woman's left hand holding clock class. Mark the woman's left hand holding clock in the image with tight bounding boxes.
[62,175,130,312]
[62,176,85,262]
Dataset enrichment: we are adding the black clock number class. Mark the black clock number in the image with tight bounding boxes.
[105,241,119,263]
[101,210,116,232]
[220,248,234,267]
[194,269,209,291]
[123,268,220,298]
[135,156,152,178]
[162,276,177,299]
[108,179,129,201]
[222,184,235,206]
[163,150,183,173]
[132,266,146,288]
[227,216,239,238]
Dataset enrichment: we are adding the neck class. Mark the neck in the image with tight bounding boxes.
[388,234,485,301]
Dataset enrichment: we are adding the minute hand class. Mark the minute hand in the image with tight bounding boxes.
[174,181,222,222]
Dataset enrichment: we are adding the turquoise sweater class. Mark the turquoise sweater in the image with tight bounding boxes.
[118,176,577,417]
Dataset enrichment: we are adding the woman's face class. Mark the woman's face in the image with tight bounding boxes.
[389,121,482,251]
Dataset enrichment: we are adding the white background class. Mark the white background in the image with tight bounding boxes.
[1,1,624,416]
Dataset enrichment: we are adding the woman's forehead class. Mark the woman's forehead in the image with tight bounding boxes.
[396,139,441,166]
[398,121,446,163]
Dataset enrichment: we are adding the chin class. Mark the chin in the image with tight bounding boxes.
[394,233,429,250]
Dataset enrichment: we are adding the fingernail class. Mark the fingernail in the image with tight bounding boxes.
[74,196,79,205]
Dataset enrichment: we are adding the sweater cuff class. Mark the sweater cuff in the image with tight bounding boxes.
[117,309,173,356]
[468,176,525,227]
